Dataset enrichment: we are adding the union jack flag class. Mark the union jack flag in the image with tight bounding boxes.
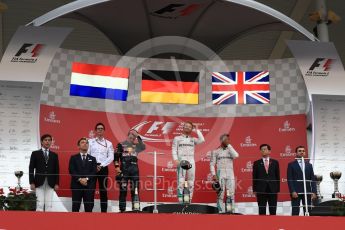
[212,71,270,105]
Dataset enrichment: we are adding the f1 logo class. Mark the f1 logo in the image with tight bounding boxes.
[309,58,333,71]
[15,43,44,57]
[153,3,201,17]
[146,121,175,134]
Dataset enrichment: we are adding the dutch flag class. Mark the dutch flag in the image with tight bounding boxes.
[69,62,129,101]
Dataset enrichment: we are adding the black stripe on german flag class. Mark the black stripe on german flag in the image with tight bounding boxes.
[142,70,199,82]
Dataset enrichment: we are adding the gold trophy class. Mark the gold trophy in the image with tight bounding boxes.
[330,171,342,198]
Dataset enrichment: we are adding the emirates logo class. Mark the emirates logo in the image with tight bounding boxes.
[44,111,61,124]
[161,160,176,172]
[240,136,257,147]
[241,161,253,173]
[279,121,295,132]
[280,145,295,157]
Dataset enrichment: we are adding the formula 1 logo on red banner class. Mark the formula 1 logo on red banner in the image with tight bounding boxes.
[151,3,201,19]
[131,121,176,142]
[131,121,208,142]
[11,43,44,63]
[278,121,295,132]
[306,58,334,77]
[44,111,61,124]
[240,136,257,147]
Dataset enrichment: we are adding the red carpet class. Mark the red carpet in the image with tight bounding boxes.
[1,211,344,230]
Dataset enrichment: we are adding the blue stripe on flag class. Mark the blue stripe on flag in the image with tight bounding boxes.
[212,93,236,104]
[245,92,270,104]
[70,84,128,101]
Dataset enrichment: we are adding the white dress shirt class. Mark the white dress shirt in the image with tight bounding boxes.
[88,137,114,167]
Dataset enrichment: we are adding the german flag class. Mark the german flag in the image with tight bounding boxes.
[141,70,199,104]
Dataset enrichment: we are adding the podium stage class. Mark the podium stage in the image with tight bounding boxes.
[142,204,218,214]
[1,211,345,230]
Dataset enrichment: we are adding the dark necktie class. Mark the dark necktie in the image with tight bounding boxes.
[44,150,49,163]
[82,155,86,166]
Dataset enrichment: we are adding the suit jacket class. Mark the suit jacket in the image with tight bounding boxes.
[29,149,59,188]
[252,158,280,193]
[69,153,97,189]
[287,160,317,194]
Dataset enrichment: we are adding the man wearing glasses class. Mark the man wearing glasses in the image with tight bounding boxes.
[87,123,114,212]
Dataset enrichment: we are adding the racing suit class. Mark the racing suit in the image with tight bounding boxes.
[115,136,146,212]
[210,144,239,213]
[172,130,205,202]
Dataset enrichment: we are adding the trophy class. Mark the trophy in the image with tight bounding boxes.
[330,171,342,198]
[314,175,323,203]
[14,171,24,191]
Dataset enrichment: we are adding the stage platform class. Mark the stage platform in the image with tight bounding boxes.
[1,211,345,230]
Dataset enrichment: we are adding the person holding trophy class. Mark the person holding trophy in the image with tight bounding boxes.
[172,121,205,203]
[114,129,146,212]
[210,134,239,213]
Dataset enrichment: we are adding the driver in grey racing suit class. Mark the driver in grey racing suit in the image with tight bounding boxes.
[172,121,205,203]
[210,134,239,213]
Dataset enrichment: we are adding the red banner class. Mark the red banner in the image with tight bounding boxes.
[40,104,307,203]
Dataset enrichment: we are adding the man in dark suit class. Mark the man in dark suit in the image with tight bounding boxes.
[287,146,317,216]
[69,137,97,212]
[252,144,280,215]
[29,134,59,211]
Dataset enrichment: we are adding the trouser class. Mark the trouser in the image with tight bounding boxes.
[177,161,195,203]
[96,166,108,212]
[35,179,54,212]
[217,177,235,213]
[257,186,277,215]
[72,187,95,212]
[291,194,312,216]
[117,164,139,212]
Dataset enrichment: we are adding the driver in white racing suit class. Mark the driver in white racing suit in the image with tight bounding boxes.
[210,134,239,213]
[172,121,205,203]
